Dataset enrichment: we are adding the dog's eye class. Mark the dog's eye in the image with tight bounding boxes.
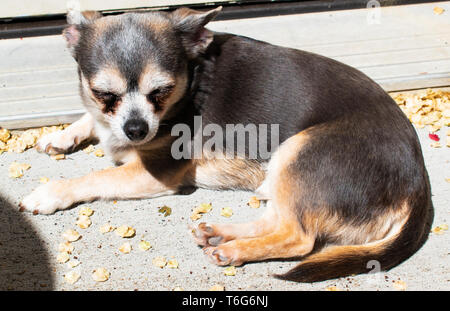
[92,90,119,111]
[146,86,174,111]
[146,88,161,103]
[92,90,117,103]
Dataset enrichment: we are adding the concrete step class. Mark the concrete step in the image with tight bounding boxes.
[0,1,449,129]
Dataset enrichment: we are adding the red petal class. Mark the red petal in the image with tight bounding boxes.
[429,133,440,141]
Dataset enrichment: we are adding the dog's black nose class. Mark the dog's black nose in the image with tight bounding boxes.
[124,119,149,141]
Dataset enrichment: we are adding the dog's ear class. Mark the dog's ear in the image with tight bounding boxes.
[171,6,222,58]
[63,10,102,51]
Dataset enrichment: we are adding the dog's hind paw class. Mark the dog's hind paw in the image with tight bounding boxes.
[203,245,242,266]
[19,181,72,215]
[36,131,79,155]
[191,222,226,247]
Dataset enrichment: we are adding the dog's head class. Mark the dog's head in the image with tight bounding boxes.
[63,7,221,146]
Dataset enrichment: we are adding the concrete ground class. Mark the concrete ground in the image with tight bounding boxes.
[0,122,448,291]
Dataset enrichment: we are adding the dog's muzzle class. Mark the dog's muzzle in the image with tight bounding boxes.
[123,118,149,141]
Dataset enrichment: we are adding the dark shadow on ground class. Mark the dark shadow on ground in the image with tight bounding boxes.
[0,195,53,290]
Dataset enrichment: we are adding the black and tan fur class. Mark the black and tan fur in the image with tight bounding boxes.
[20,7,433,282]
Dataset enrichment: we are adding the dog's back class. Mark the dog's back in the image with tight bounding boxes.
[196,34,411,138]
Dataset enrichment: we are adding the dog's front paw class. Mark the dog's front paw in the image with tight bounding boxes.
[19,181,72,215]
[36,130,79,155]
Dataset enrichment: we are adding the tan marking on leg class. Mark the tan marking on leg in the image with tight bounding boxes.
[20,157,189,214]
[70,157,191,202]
[193,201,278,246]
[203,219,314,266]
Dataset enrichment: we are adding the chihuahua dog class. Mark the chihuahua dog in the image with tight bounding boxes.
[19,7,432,282]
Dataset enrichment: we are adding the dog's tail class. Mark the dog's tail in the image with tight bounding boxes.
[275,196,432,283]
